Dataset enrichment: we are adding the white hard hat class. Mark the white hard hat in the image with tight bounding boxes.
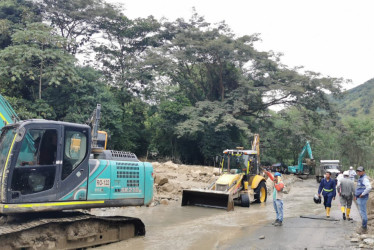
[350,166,353,169]
[343,171,349,176]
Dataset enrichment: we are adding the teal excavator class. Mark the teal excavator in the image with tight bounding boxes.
[287,141,315,178]
[0,95,154,249]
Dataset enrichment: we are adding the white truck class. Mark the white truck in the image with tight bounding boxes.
[315,160,341,183]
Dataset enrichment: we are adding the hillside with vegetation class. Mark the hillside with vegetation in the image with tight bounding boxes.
[335,78,374,118]
[0,0,373,174]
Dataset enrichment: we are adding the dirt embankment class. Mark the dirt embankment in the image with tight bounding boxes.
[150,161,299,206]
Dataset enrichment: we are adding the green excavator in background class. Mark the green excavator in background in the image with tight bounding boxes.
[287,141,315,179]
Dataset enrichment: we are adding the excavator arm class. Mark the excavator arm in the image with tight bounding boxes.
[251,133,260,166]
[0,95,19,129]
[297,141,313,172]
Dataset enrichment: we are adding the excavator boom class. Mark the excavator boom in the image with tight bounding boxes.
[0,95,19,129]
[288,141,314,176]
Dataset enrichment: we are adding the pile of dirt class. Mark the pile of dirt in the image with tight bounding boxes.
[150,161,298,206]
[151,161,219,206]
[265,173,299,194]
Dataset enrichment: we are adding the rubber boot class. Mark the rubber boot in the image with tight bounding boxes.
[326,207,331,218]
[341,207,346,220]
[347,208,352,221]
[275,220,282,226]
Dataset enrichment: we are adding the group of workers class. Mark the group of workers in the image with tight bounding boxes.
[264,166,372,233]
[318,166,372,233]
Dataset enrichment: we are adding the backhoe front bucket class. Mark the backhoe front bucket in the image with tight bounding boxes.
[181,189,234,211]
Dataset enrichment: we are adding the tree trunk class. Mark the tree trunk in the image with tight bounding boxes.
[218,59,224,101]
[39,59,43,100]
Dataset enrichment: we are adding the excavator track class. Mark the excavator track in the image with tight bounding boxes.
[0,211,145,250]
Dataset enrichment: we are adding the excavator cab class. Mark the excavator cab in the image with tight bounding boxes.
[221,149,259,175]
[0,120,90,205]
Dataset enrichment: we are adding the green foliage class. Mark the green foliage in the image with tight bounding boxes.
[0,22,79,101]
[40,0,119,54]
[94,13,161,95]
[335,78,374,118]
[1,1,373,170]
[0,0,41,49]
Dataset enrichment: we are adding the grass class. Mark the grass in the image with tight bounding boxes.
[366,169,374,179]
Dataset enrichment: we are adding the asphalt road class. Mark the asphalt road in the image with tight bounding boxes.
[223,178,360,250]
[95,178,360,250]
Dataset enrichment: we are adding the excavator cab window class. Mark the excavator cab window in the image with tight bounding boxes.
[61,128,88,180]
[222,154,248,174]
[0,128,16,176]
[248,155,258,175]
[11,129,57,195]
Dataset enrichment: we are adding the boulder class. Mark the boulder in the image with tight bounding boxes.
[180,183,191,190]
[160,199,169,205]
[213,168,220,176]
[199,172,208,176]
[191,172,199,178]
[155,175,169,186]
[258,235,265,240]
[351,238,359,243]
[359,234,370,240]
[162,183,174,193]
[363,238,374,246]
[164,161,178,170]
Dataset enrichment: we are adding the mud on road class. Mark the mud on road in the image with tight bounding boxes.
[90,162,367,250]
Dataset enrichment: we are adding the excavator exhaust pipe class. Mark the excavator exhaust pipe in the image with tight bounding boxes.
[181,189,234,211]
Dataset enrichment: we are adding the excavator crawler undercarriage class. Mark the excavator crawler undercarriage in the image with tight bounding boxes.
[0,211,145,249]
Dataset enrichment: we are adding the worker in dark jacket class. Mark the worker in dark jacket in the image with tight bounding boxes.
[318,171,336,218]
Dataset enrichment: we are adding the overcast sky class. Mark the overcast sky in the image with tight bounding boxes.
[108,0,374,90]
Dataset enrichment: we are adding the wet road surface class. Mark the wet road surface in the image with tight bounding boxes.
[94,178,360,250]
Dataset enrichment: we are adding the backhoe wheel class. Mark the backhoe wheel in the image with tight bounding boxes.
[240,193,250,207]
[254,181,267,203]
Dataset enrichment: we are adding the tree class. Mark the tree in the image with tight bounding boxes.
[0,22,79,101]
[146,13,343,163]
[94,14,161,96]
[0,0,41,49]
[339,118,374,167]
[39,0,118,54]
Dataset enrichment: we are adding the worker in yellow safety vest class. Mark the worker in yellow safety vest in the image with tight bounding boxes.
[318,171,336,218]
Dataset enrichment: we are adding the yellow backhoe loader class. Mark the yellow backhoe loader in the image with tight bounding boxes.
[182,134,267,211]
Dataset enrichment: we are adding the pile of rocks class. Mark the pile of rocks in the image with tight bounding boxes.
[150,161,220,206]
[265,173,299,194]
[364,179,374,233]
[350,234,374,249]
[149,161,299,207]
